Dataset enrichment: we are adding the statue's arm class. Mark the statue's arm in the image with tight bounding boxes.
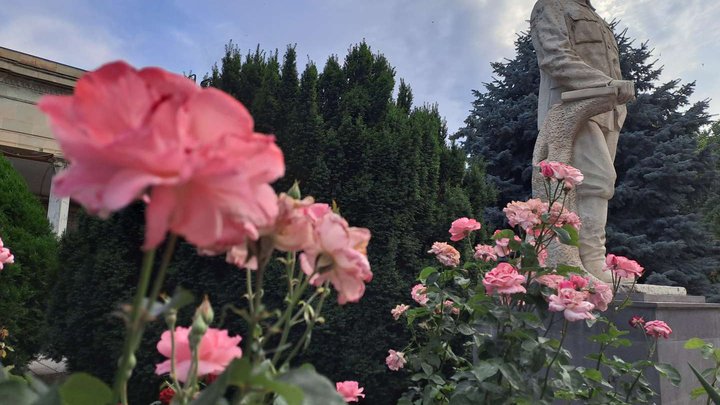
[531,0,613,90]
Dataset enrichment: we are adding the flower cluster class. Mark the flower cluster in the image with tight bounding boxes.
[0,237,13,270]
[544,275,613,321]
[483,263,526,296]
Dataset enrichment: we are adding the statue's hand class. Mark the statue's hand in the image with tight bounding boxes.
[609,79,635,104]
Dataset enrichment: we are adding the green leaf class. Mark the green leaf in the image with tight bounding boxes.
[555,265,583,276]
[497,363,523,390]
[457,324,475,336]
[561,224,579,246]
[0,380,38,405]
[654,364,681,387]
[582,369,603,382]
[554,227,572,246]
[59,373,112,405]
[692,386,709,399]
[491,229,516,240]
[277,364,345,405]
[419,267,438,283]
[471,362,498,382]
[690,363,720,404]
[685,338,707,350]
[33,387,63,405]
[191,358,251,405]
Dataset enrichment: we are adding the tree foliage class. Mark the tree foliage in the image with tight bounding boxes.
[0,155,58,368]
[456,29,720,299]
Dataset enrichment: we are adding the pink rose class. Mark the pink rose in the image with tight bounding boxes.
[336,381,365,403]
[538,161,584,190]
[483,263,526,296]
[39,62,285,251]
[274,194,331,252]
[534,274,566,289]
[548,287,595,322]
[225,243,257,270]
[538,247,548,267]
[548,203,582,231]
[155,327,242,382]
[300,213,372,304]
[493,231,522,258]
[473,244,497,262]
[603,254,644,279]
[629,315,646,329]
[587,281,613,312]
[385,349,407,371]
[427,242,460,267]
[503,200,547,232]
[644,320,672,339]
[449,217,481,241]
[0,238,14,270]
[568,274,589,290]
[411,284,429,305]
[391,304,410,320]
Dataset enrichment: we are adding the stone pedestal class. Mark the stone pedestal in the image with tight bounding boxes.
[562,290,720,404]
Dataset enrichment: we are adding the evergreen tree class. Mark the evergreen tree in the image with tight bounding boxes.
[456,30,720,298]
[0,155,58,369]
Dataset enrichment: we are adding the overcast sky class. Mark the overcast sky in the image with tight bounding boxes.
[2,0,719,135]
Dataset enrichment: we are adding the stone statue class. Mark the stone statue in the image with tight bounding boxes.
[529,0,635,282]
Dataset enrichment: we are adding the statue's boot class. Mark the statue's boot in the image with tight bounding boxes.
[577,194,612,283]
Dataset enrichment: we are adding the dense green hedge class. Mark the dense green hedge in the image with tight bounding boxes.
[0,154,58,369]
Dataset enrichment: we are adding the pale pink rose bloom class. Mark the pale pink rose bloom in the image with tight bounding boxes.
[483,263,527,296]
[548,287,595,322]
[473,244,498,262]
[427,242,460,267]
[504,200,547,232]
[587,281,613,312]
[39,61,285,251]
[449,217,481,241]
[299,213,372,304]
[274,194,331,252]
[548,203,582,231]
[534,274,565,289]
[629,315,646,329]
[385,349,407,371]
[155,327,242,382]
[603,254,644,279]
[644,320,672,338]
[538,161,584,189]
[391,304,410,320]
[443,300,460,315]
[411,284,429,305]
[336,381,365,402]
[0,238,14,270]
[225,243,257,270]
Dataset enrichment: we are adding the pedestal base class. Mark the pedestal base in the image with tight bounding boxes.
[562,289,720,404]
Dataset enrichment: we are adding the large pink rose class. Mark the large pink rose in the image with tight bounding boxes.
[336,381,365,403]
[385,350,407,371]
[587,281,613,312]
[0,238,14,270]
[427,242,460,267]
[299,213,372,304]
[39,61,285,250]
[483,263,526,296]
[603,254,644,279]
[644,320,672,339]
[155,327,242,382]
[548,287,595,322]
[534,274,565,289]
[538,161,584,190]
[449,217,481,241]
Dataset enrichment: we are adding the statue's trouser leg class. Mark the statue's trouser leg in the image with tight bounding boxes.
[572,121,619,282]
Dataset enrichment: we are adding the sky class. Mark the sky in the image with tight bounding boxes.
[2,0,719,135]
